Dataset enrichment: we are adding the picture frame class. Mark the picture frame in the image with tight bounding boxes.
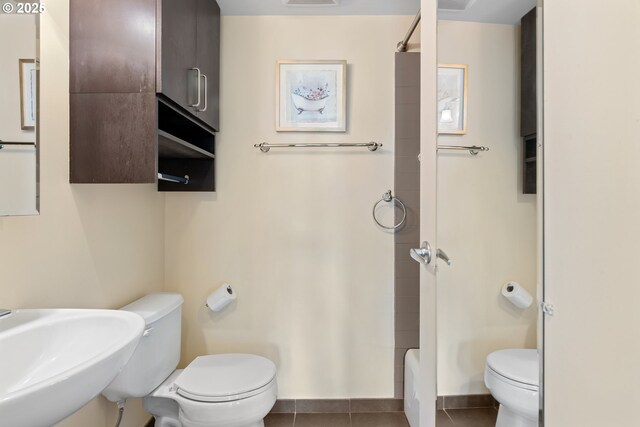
[438,64,467,135]
[276,60,346,132]
[19,59,36,130]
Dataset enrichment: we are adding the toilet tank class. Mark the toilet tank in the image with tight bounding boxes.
[102,293,184,402]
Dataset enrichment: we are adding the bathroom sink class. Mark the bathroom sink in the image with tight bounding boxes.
[0,309,145,427]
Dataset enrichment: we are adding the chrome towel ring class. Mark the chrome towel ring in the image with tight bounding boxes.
[373,190,407,230]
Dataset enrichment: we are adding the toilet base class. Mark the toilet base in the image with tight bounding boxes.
[153,416,181,427]
[495,404,537,427]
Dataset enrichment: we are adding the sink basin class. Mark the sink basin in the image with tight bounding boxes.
[0,309,144,427]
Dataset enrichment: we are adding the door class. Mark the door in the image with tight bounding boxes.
[196,0,221,131]
[159,0,198,111]
[543,0,640,425]
[418,1,438,426]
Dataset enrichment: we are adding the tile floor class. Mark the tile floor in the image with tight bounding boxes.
[265,408,498,427]
[438,408,498,426]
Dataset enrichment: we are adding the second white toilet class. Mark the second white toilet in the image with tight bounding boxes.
[484,349,539,427]
[102,293,277,427]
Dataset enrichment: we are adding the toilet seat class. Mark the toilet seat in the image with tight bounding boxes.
[144,365,278,427]
[174,354,277,403]
[486,349,539,391]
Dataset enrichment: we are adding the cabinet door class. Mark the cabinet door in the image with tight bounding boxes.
[70,93,157,183]
[70,0,156,94]
[160,0,198,112]
[195,0,221,131]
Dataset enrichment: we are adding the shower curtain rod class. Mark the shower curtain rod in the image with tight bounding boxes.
[397,9,421,52]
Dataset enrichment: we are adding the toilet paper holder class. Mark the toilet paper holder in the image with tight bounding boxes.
[501,282,533,309]
[205,285,233,306]
[206,284,236,312]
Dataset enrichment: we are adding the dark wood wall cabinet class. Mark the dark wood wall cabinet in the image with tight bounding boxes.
[520,7,537,194]
[70,0,220,191]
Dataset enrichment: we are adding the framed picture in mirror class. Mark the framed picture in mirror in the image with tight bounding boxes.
[438,64,467,135]
[19,58,36,130]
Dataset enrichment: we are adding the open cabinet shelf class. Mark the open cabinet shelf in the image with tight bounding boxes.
[158,130,215,160]
[157,97,215,192]
[523,135,536,194]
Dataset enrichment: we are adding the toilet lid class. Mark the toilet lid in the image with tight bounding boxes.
[486,349,539,387]
[174,354,276,402]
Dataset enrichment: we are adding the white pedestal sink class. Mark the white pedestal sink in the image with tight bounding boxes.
[0,309,145,427]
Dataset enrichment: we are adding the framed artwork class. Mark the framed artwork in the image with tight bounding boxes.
[276,60,346,132]
[19,59,37,130]
[438,64,467,135]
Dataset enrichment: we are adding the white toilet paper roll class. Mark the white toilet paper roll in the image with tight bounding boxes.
[206,283,237,312]
[501,282,533,309]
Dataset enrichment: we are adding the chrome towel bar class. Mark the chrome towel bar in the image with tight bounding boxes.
[437,145,490,155]
[254,142,382,153]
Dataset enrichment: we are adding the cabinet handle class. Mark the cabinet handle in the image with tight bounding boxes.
[198,74,208,112]
[190,67,202,108]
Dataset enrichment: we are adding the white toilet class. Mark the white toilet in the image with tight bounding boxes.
[484,349,539,427]
[102,293,277,427]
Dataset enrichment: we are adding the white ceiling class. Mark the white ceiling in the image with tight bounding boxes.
[217,0,536,25]
[438,0,537,24]
[217,0,421,16]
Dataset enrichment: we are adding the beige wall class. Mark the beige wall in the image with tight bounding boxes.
[543,1,640,425]
[0,13,35,142]
[164,15,415,398]
[0,2,164,426]
[436,21,537,395]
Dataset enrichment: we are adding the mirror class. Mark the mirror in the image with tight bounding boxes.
[435,0,540,426]
[0,4,39,216]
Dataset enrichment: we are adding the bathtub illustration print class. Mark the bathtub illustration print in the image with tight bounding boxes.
[277,60,346,132]
[291,83,330,115]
